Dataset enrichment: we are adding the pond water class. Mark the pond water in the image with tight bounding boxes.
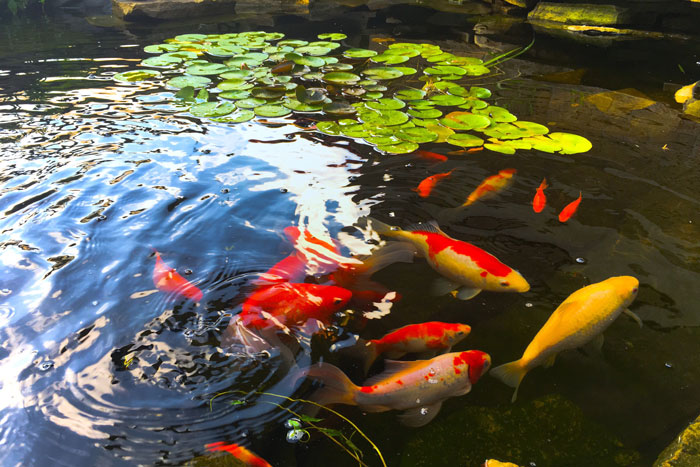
[1,3,699,466]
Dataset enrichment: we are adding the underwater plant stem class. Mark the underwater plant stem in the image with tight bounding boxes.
[482,38,535,67]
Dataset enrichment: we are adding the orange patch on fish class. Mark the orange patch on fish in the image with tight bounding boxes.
[152,252,203,302]
[206,442,272,467]
[413,170,454,198]
[462,168,516,207]
[415,150,448,163]
[558,192,582,222]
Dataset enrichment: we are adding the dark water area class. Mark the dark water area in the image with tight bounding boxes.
[1,2,699,466]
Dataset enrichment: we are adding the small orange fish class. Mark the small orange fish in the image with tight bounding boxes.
[206,442,271,467]
[152,252,203,302]
[462,168,516,207]
[532,178,547,213]
[413,170,454,198]
[558,192,582,222]
[415,150,448,163]
[372,37,395,43]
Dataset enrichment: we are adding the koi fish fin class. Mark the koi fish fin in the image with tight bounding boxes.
[404,220,447,236]
[584,334,604,357]
[456,287,482,300]
[490,359,527,403]
[360,242,418,276]
[543,353,557,368]
[225,317,274,354]
[431,277,461,296]
[623,308,643,328]
[363,217,402,237]
[305,363,359,407]
[363,359,420,387]
[398,401,444,427]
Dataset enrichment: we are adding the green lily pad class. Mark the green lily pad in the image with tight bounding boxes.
[323,72,361,85]
[251,87,286,99]
[366,98,405,110]
[322,56,339,65]
[283,99,323,112]
[142,55,182,68]
[295,46,332,56]
[446,133,484,148]
[205,45,247,57]
[411,118,441,128]
[442,56,483,66]
[293,56,326,68]
[318,33,347,41]
[407,100,436,110]
[395,88,425,100]
[377,141,419,154]
[441,111,491,130]
[278,39,308,47]
[175,33,207,42]
[363,92,384,100]
[224,57,263,68]
[296,86,327,104]
[426,52,455,63]
[341,123,371,138]
[114,69,161,82]
[186,62,230,75]
[408,107,443,119]
[429,94,467,106]
[458,99,489,111]
[343,48,378,58]
[371,53,410,65]
[484,138,531,154]
[219,69,254,80]
[363,67,404,80]
[236,98,267,109]
[424,65,467,76]
[359,109,409,126]
[522,135,563,153]
[254,104,292,117]
[344,88,366,97]
[394,66,417,75]
[426,124,455,143]
[323,101,357,116]
[211,108,256,124]
[443,84,468,96]
[549,132,593,154]
[482,123,530,140]
[308,41,341,50]
[470,87,492,98]
[513,121,550,136]
[323,63,354,72]
[217,79,254,91]
[474,106,517,123]
[365,84,388,92]
[364,135,401,145]
[316,121,342,135]
[462,64,491,76]
[219,90,252,100]
[144,43,181,53]
[190,101,235,117]
[302,72,324,81]
[166,75,211,89]
[264,45,294,54]
[396,127,438,143]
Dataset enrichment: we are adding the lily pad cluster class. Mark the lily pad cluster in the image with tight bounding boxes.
[116,31,592,155]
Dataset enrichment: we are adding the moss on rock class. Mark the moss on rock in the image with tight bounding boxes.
[655,415,700,467]
[528,2,631,26]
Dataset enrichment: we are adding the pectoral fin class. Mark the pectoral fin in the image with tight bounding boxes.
[456,287,482,300]
[398,401,443,427]
[543,353,557,368]
[431,277,460,296]
[623,308,643,328]
[584,334,605,357]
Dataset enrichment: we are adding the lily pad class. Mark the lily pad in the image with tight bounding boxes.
[395,88,425,100]
[296,86,327,104]
[323,63,354,72]
[371,53,410,65]
[190,101,235,118]
[470,87,492,99]
[254,104,292,117]
[251,87,286,99]
[175,33,207,42]
[283,99,323,112]
[205,45,247,57]
[278,40,308,47]
[144,43,181,53]
[424,65,467,76]
[483,123,530,140]
[142,55,182,68]
[366,98,405,110]
[474,106,517,123]
[548,132,593,154]
[426,124,455,143]
[210,109,256,124]
[363,92,384,100]
[359,109,409,126]
[225,57,263,68]
[323,72,361,85]
[462,64,491,76]
[219,69,254,80]
[219,90,252,100]
[394,66,417,75]
[363,67,404,80]
[364,135,401,145]
[522,135,563,153]
[377,141,419,154]
[186,62,230,76]
[408,108,443,119]
[396,127,438,143]
[446,133,484,148]
[458,99,489,111]
[114,69,161,82]
[236,98,267,109]
[513,121,550,136]
[341,123,371,138]
[429,94,468,106]
[316,121,342,135]
[217,79,254,91]
[343,48,378,58]
[166,75,211,89]
[295,46,332,56]
[323,101,357,116]
[411,118,441,128]
[318,33,347,41]
[441,111,491,130]
[293,56,326,68]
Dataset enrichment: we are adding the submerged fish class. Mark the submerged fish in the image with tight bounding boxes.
[356,321,472,373]
[490,276,641,402]
[413,170,454,198]
[415,150,448,163]
[366,218,530,300]
[206,441,272,467]
[152,251,203,302]
[483,461,520,467]
[305,350,491,427]
[462,168,516,207]
[532,178,547,213]
[558,192,582,222]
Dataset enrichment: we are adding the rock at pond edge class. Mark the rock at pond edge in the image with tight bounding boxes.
[655,414,700,467]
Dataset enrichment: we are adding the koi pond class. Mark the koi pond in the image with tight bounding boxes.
[1,3,699,466]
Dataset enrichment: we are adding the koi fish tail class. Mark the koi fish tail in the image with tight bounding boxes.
[305,362,359,407]
[490,359,528,403]
[361,242,417,276]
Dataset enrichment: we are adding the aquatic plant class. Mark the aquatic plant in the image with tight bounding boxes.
[209,390,387,467]
[117,31,591,156]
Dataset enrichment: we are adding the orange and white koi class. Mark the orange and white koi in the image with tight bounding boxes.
[305,350,491,427]
[206,442,271,467]
[532,178,547,213]
[491,276,641,402]
[413,170,454,198]
[462,168,516,207]
[152,251,203,302]
[356,321,471,373]
[366,218,530,300]
[558,192,582,222]
[415,150,448,163]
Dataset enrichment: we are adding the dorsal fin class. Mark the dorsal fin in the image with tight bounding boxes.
[362,359,424,387]
[404,220,446,236]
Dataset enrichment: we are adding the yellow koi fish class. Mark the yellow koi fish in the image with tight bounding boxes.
[490,276,641,402]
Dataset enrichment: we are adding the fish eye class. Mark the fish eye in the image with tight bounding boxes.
[500,281,510,287]
[632,288,638,293]
[333,298,343,304]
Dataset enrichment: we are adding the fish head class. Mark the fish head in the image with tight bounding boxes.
[453,350,491,384]
[312,284,353,313]
[608,275,639,305]
[496,269,530,293]
[447,323,472,343]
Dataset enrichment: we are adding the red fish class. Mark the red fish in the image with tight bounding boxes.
[532,178,547,213]
[413,170,454,198]
[415,150,448,163]
[206,442,271,467]
[152,251,203,302]
[357,321,472,373]
[239,282,352,329]
[463,168,516,207]
[558,192,582,222]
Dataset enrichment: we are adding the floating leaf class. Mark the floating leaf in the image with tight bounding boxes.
[205,45,247,57]
[362,67,404,80]
[462,64,491,76]
[217,79,254,91]
[411,118,441,128]
[376,141,419,154]
[278,39,308,47]
[482,123,530,140]
[341,123,371,138]
[318,33,347,41]
[324,63,354,72]
[114,69,161,82]
[371,53,410,65]
[190,101,235,117]
[548,132,593,154]
[359,109,409,126]
[343,48,378,58]
[323,72,361,85]
[470,87,492,98]
[395,88,425,100]
[254,104,292,117]
[522,135,562,153]
[426,124,454,143]
[219,69,254,80]
[142,55,182,68]
[166,75,211,89]
[366,98,405,110]
[441,111,491,130]
[295,46,332,56]
[225,57,263,68]
[365,135,401,145]
[210,109,256,123]
[474,106,517,123]
[458,99,489,110]
[323,101,357,116]
[429,94,467,106]
[236,98,267,109]
[186,62,230,76]
[394,66,417,75]
[144,43,181,53]
[175,33,207,42]
[293,56,326,68]
[424,65,467,76]
[175,86,195,101]
[513,121,549,136]
[296,86,327,104]
[251,87,286,99]
[408,107,442,119]
[317,121,342,135]
[219,90,252,100]
[283,99,323,112]
[446,133,484,147]
[396,127,438,143]
[363,92,384,100]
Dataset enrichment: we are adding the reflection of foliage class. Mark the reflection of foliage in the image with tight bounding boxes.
[118,31,591,156]
[209,390,386,467]
[2,0,44,15]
